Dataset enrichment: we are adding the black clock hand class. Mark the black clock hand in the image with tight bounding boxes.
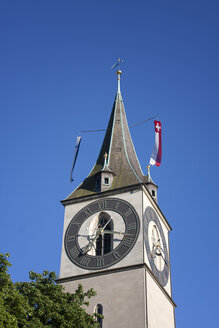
[151,243,160,258]
[82,240,94,254]
[152,244,168,265]
[82,228,103,254]
[154,241,166,257]
[152,239,163,254]
[157,245,165,256]
[159,251,168,265]
[78,233,96,238]
[102,230,133,236]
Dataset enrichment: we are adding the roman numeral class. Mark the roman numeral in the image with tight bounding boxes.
[114,201,120,210]
[96,258,104,267]
[122,237,133,247]
[72,221,80,226]
[97,201,107,210]
[80,257,90,267]
[127,223,136,231]
[112,251,121,260]
[124,208,132,217]
[67,235,75,242]
[82,207,91,217]
[69,247,79,259]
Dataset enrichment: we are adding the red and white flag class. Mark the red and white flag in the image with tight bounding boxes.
[150,120,162,166]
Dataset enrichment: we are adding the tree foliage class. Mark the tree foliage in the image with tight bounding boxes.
[0,254,100,328]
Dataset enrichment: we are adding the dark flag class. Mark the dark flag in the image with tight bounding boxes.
[70,136,82,182]
[111,58,124,70]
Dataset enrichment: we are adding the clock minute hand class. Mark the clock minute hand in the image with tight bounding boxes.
[159,251,168,265]
[153,244,169,265]
[157,244,165,256]
[102,217,113,230]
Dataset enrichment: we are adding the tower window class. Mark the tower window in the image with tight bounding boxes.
[104,177,109,185]
[96,214,113,256]
[96,304,103,328]
[152,190,156,197]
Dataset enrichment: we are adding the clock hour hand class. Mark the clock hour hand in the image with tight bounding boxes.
[102,230,133,236]
[77,233,96,238]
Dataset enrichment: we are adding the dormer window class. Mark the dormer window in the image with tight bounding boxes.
[95,153,115,192]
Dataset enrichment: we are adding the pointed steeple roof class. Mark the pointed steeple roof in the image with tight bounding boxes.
[66,70,145,200]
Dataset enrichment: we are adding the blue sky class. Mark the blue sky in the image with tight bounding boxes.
[0,1,218,326]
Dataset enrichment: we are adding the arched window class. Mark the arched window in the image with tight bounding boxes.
[96,304,103,328]
[96,213,113,256]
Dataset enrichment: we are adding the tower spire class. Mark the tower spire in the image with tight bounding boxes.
[65,70,145,200]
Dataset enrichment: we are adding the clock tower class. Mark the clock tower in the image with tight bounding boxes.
[58,70,176,327]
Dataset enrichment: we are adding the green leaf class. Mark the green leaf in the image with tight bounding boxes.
[0,254,101,327]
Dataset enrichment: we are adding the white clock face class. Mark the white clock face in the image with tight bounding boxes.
[148,222,165,271]
[144,206,169,287]
[77,210,126,256]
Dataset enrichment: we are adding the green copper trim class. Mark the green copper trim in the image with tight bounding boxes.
[119,93,142,183]
[107,93,118,165]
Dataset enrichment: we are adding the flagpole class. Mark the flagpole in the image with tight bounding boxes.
[147,165,151,181]
[116,70,122,93]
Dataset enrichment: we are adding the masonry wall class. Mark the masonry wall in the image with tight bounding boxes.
[60,267,146,328]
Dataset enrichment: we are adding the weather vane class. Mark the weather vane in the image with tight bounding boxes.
[111,58,124,70]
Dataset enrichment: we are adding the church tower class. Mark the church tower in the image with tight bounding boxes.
[58,70,176,328]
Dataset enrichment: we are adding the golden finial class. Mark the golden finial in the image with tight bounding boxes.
[111,58,123,78]
[103,153,108,168]
[147,165,150,173]
[111,59,123,93]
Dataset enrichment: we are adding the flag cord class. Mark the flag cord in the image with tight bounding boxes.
[79,115,157,133]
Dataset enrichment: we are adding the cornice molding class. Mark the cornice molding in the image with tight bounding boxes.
[57,262,176,308]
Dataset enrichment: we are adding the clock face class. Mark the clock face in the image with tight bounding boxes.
[64,198,140,270]
[144,206,169,287]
